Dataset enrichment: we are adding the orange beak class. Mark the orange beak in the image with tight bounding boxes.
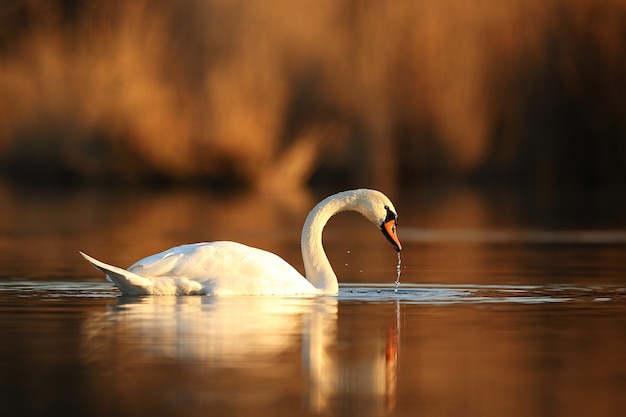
[381,219,402,252]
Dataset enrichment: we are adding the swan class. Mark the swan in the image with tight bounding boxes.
[80,189,401,296]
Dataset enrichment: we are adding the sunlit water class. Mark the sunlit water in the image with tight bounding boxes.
[1,186,626,417]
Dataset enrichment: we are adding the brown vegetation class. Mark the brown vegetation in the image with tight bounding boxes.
[0,0,624,190]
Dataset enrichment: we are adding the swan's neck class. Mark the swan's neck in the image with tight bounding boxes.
[301,191,365,294]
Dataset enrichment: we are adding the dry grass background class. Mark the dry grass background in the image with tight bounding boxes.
[0,0,624,191]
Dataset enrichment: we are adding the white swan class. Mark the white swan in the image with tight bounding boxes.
[80,189,401,296]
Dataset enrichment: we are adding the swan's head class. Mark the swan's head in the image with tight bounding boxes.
[356,189,402,252]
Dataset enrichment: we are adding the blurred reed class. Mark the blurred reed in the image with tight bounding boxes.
[0,0,624,190]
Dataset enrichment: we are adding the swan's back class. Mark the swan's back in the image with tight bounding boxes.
[128,241,317,295]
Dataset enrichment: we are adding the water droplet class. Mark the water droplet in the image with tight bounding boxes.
[394,252,402,293]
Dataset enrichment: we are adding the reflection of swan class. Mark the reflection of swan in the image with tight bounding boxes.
[81,294,398,415]
[82,296,329,362]
[304,300,400,414]
[80,189,401,295]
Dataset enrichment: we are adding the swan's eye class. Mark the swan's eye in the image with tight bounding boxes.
[383,206,396,224]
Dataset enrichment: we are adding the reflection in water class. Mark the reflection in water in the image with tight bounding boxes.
[3,282,626,417]
[83,296,311,362]
[81,295,399,415]
[302,298,400,414]
[386,302,400,411]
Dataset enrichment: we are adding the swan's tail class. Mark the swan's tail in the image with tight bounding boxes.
[80,251,157,295]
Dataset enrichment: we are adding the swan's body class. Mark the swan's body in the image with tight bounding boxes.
[80,189,401,296]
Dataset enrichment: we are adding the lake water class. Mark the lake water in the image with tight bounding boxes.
[1,185,625,417]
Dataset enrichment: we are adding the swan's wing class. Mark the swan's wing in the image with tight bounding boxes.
[128,241,317,296]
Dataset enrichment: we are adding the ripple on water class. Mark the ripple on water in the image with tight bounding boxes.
[1,281,625,305]
[339,283,626,305]
[0,280,119,299]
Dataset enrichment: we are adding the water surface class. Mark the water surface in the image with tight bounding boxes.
[0,186,625,417]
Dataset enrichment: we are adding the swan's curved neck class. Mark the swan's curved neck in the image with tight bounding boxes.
[301,190,365,294]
